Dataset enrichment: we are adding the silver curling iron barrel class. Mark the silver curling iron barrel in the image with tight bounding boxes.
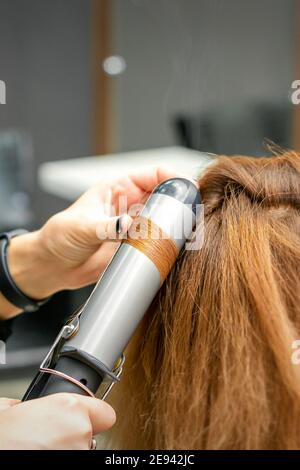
[23,178,200,401]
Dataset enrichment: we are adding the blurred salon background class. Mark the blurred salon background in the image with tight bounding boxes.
[0,0,299,397]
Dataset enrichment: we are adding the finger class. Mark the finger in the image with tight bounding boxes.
[79,242,118,285]
[112,165,180,211]
[129,165,179,193]
[0,398,20,411]
[79,397,116,435]
[94,214,132,242]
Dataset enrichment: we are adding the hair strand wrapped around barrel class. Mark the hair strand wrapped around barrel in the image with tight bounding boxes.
[105,150,300,450]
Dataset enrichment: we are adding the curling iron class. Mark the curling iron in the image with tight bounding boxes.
[23,178,200,402]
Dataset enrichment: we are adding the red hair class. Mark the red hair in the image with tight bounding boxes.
[105,151,300,449]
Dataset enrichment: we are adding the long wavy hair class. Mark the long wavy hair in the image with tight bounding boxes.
[105,151,300,450]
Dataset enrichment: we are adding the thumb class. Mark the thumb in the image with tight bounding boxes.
[77,396,116,435]
[94,214,133,243]
[0,398,20,412]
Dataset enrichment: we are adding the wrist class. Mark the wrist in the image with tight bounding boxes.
[8,230,58,301]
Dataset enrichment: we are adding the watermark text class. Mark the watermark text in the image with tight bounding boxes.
[291,340,300,365]
[0,341,6,365]
[0,80,6,104]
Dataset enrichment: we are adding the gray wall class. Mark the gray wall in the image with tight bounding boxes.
[0,0,92,222]
[114,0,296,152]
[0,0,297,219]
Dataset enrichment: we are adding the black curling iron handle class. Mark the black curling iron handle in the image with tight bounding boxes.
[23,356,105,400]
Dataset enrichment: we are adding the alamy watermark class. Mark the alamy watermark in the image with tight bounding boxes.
[291,80,300,105]
[95,197,205,251]
[0,80,6,104]
[0,341,6,365]
[291,340,300,365]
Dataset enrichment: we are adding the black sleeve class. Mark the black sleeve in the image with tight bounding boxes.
[0,320,12,342]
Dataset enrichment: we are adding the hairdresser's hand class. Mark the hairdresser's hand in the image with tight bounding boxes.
[0,166,176,319]
[0,393,116,450]
[0,397,20,412]
[38,165,177,288]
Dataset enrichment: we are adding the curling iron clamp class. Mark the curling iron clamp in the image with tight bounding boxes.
[23,178,201,402]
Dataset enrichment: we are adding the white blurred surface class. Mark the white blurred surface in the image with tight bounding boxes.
[38,147,212,200]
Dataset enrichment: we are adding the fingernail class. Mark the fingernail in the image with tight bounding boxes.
[116,216,124,234]
[101,400,117,425]
[116,214,132,236]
